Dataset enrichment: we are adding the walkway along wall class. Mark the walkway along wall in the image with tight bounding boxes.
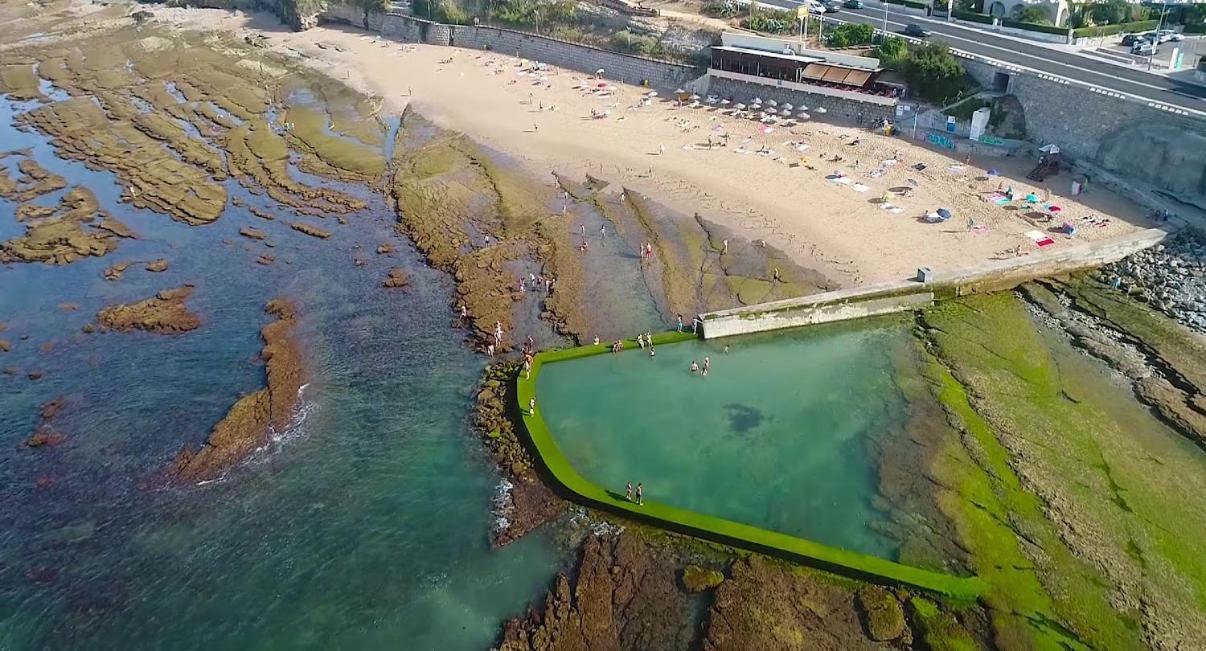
[319,8,702,91]
[516,331,987,599]
[701,227,1169,339]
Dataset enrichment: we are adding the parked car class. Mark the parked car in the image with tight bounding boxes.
[903,23,930,38]
[821,0,842,12]
[843,0,864,8]
[1131,40,1156,55]
[1157,30,1183,43]
[1120,33,1143,46]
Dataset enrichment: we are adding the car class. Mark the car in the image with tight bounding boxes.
[843,0,864,8]
[1120,33,1143,46]
[1131,41,1156,55]
[821,0,842,12]
[1157,30,1183,43]
[903,23,929,38]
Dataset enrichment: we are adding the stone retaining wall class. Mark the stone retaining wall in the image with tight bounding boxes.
[701,227,1170,338]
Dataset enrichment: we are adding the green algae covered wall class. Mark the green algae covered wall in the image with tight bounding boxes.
[515,332,986,599]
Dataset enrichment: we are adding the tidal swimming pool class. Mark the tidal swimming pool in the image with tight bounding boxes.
[537,321,914,560]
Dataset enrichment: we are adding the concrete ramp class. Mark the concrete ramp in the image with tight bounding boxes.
[701,227,1169,339]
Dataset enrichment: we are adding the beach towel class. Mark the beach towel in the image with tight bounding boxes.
[1024,230,1056,247]
[851,183,870,193]
[829,176,853,185]
[880,203,903,214]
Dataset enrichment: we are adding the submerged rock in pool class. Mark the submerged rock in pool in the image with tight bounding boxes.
[96,286,201,334]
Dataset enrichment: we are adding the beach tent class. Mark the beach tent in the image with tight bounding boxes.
[937,208,953,220]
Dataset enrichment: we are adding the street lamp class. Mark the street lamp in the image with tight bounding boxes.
[1149,1,1168,71]
[882,1,889,43]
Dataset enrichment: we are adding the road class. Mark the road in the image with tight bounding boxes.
[751,0,1206,113]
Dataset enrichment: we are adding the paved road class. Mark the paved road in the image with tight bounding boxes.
[752,0,1206,113]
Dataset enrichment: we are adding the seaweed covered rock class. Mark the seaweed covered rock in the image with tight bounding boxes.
[96,286,201,334]
[857,586,908,642]
[681,564,725,592]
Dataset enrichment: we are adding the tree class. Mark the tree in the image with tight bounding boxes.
[904,42,968,103]
[1010,4,1051,24]
[1090,0,1127,25]
[872,36,909,69]
[825,22,876,47]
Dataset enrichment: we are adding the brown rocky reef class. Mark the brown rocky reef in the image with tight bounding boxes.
[96,286,201,334]
[1,186,133,265]
[170,299,304,482]
[499,533,695,651]
[25,395,68,448]
[474,361,565,546]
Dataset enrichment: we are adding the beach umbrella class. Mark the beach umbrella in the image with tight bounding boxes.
[735,103,747,110]
[647,90,658,97]
[720,99,730,105]
[987,168,999,176]
[690,94,701,101]
[798,105,808,111]
[937,208,953,220]
[705,95,719,104]
[782,103,793,112]
[1048,205,1062,213]
[1025,193,1040,203]
[767,99,778,107]
[752,97,763,105]
[797,112,810,120]
[816,107,827,114]
[596,68,605,75]
[764,108,777,115]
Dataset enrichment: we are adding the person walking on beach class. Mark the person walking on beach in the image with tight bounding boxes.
[626,481,633,501]
[722,239,728,255]
[635,483,643,505]
[528,397,536,414]
[600,224,606,238]
[487,343,495,357]
[676,315,684,332]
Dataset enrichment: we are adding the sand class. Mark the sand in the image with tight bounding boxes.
[152,6,1155,286]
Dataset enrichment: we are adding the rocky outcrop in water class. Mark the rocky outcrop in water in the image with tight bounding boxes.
[290,222,331,239]
[25,395,67,448]
[1,186,132,265]
[170,299,304,482]
[382,267,409,288]
[498,533,694,651]
[96,286,201,334]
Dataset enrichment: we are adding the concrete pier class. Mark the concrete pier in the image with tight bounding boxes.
[700,227,1169,339]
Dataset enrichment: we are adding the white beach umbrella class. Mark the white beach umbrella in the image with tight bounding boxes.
[647,90,658,97]
[675,88,686,94]
[782,103,793,112]
[690,94,701,101]
[720,99,731,105]
[735,103,747,110]
[767,99,778,107]
[752,97,763,105]
[798,112,811,120]
[764,107,777,115]
[798,104,808,111]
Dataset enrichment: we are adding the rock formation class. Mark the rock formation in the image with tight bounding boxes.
[96,286,201,334]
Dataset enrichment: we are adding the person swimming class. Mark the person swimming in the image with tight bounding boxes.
[690,360,699,373]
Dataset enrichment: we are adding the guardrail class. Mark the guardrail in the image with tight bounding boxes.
[515,331,988,599]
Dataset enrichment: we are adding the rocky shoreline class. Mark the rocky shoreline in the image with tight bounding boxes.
[1096,231,1206,334]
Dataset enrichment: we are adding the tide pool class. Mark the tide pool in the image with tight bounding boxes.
[536,322,910,560]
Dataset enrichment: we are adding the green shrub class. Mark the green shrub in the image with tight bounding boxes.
[1185,23,1206,35]
[1071,19,1157,38]
[953,9,993,25]
[1001,18,1068,34]
[825,22,875,47]
[1010,5,1051,25]
[885,0,928,9]
[904,42,969,103]
[872,36,909,69]
[701,0,742,18]
[488,0,577,27]
[741,9,796,34]
[610,30,666,58]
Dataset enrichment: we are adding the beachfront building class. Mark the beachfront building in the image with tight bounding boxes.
[706,32,900,124]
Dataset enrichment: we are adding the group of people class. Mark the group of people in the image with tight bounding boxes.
[689,356,711,377]
[675,314,702,333]
[517,272,555,296]
[625,481,644,506]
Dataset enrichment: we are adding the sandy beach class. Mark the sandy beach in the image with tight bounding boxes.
[154,7,1155,287]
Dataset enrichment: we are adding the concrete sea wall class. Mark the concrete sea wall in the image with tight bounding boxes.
[960,57,1206,210]
[701,227,1169,338]
[319,8,701,91]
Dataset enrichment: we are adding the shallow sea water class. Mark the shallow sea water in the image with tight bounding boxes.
[537,321,908,559]
[0,95,566,649]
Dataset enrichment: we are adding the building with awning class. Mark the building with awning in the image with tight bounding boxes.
[707,32,902,110]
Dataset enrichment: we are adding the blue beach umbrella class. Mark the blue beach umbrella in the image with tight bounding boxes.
[937,208,952,220]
